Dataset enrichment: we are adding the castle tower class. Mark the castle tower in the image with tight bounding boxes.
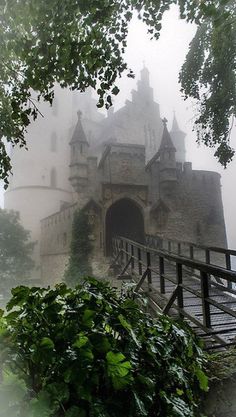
[170,113,186,163]
[4,86,75,282]
[159,118,177,184]
[69,110,89,193]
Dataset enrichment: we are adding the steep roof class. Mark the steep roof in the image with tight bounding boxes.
[70,110,89,145]
[170,113,185,135]
[171,113,180,132]
[159,118,176,151]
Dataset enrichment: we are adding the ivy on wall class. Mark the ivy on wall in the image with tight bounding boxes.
[64,209,93,287]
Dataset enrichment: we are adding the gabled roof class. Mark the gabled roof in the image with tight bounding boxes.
[70,110,89,145]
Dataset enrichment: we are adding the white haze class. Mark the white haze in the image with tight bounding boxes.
[0,5,235,247]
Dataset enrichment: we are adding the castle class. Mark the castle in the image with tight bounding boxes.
[4,67,227,284]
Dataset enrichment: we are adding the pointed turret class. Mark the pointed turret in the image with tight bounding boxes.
[171,113,180,132]
[159,118,177,184]
[159,118,176,153]
[69,110,89,192]
[70,110,89,147]
[132,64,154,103]
[170,112,186,163]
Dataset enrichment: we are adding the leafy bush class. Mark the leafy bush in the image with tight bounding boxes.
[0,278,208,417]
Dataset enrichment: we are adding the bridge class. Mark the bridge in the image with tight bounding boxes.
[111,235,236,350]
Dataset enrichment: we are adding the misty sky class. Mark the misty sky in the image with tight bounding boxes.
[0,5,235,247]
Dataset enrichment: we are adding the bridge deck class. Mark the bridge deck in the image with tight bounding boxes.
[112,236,236,350]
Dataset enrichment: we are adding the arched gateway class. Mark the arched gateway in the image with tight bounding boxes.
[105,198,145,256]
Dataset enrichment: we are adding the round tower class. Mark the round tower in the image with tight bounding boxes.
[4,86,75,282]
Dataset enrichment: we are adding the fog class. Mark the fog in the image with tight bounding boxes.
[1,5,236,415]
[0,4,235,248]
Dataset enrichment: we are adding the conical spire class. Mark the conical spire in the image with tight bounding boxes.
[170,112,186,163]
[70,110,89,145]
[171,112,180,132]
[159,118,176,151]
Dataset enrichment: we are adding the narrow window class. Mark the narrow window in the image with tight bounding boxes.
[63,233,67,247]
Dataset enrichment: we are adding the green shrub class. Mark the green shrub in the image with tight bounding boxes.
[64,209,92,287]
[0,278,208,417]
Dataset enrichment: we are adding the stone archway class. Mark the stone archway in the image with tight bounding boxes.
[105,198,145,256]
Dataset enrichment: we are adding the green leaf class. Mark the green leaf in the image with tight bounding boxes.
[40,337,55,350]
[73,334,89,349]
[82,309,95,328]
[106,351,132,389]
[118,314,141,348]
[133,391,148,417]
[112,86,119,96]
[195,368,208,392]
[6,286,30,310]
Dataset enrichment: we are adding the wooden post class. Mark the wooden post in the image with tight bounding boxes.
[226,253,231,270]
[205,249,210,264]
[120,240,124,265]
[225,253,232,290]
[178,243,181,256]
[200,271,211,328]
[168,241,171,253]
[190,245,194,259]
[147,251,152,290]
[138,248,142,276]
[126,242,129,263]
[176,263,184,318]
[131,244,134,270]
[159,256,165,294]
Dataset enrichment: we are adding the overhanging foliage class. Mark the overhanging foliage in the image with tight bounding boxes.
[0,0,235,187]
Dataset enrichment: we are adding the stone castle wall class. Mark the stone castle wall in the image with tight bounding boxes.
[40,140,227,286]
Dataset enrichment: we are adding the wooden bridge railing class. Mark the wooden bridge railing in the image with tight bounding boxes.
[112,236,236,349]
[146,234,236,271]
[146,234,236,291]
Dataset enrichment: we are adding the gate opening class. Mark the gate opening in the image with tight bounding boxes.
[105,198,145,256]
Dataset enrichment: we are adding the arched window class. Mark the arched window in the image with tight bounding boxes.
[50,168,57,188]
[50,132,57,152]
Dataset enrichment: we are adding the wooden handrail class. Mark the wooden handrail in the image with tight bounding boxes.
[116,236,236,282]
[112,235,236,349]
[146,233,236,257]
